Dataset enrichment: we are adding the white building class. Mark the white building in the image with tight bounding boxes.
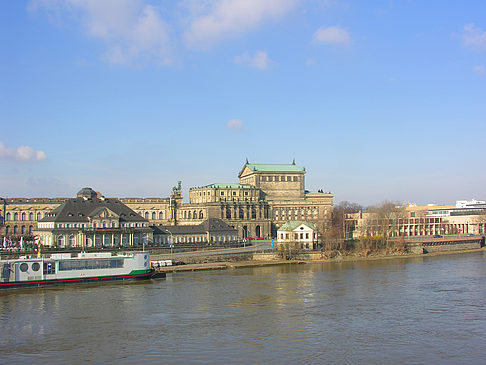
[456,199,486,208]
[276,221,319,250]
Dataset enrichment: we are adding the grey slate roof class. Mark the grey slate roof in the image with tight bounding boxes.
[39,197,146,223]
[153,218,236,235]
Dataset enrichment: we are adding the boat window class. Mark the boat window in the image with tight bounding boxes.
[58,259,124,271]
[32,262,40,272]
[20,263,28,272]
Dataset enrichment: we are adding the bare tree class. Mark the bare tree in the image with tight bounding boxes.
[362,201,407,249]
[330,201,363,239]
[322,201,363,252]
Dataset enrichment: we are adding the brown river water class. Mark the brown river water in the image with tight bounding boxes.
[1,251,486,364]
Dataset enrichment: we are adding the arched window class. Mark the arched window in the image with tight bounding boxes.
[14,213,19,221]
[199,210,203,219]
[21,212,26,221]
[29,212,34,221]
[152,212,156,220]
[21,226,25,234]
[193,210,197,219]
[57,236,64,247]
[6,212,10,221]
[29,225,33,233]
[144,212,149,219]
[188,211,192,219]
[13,226,18,234]
[5,226,10,235]
[159,212,164,220]
[36,212,42,220]
[256,225,261,238]
[69,235,75,247]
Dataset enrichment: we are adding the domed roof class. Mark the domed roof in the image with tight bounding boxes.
[77,187,97,199]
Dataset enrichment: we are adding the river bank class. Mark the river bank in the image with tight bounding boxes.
[154,246,486,273]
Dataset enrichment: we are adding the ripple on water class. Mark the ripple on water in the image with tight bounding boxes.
[1,252,486,364]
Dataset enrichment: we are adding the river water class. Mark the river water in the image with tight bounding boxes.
[1,251,486,364]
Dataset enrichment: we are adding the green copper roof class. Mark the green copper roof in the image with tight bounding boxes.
[278,221,318,231]
[246,164,304,173]
[199,183,254,189]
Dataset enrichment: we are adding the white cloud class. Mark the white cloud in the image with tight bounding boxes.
[473,65,485,74]
[184,0,298,49]
[305,58,316,67]
[234,51,271,70]
[0,142,47,162]
[29,0,173,65]
[462,23,486,50]
[312,25,350,45]
[227,119,244,130]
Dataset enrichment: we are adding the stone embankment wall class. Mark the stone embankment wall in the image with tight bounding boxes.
[423,241,481,253]
[166,252,254,264]
[253,252,324,261]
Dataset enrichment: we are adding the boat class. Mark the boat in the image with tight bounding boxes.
[0,251,160,289]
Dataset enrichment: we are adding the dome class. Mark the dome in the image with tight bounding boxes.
[76,187,97,199]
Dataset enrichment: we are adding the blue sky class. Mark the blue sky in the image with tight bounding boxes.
[1,0,485,206]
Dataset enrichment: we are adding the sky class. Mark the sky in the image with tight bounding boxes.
[1,0,485,206]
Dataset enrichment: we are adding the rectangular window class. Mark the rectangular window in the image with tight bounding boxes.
[287,176,291,181]
[59,259,124,271]
[43,262,56,275]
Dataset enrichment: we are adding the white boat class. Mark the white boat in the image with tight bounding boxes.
[0,251,157,289]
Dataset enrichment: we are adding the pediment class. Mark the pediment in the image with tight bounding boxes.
[90,207,120,219]
[238,165,254,178]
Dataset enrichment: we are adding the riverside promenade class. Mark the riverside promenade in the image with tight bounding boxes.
[150,238,486,274]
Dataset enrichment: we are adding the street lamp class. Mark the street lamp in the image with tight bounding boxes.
[164,229,174,258]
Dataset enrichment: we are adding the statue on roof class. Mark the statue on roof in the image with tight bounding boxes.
[172,181,182,192]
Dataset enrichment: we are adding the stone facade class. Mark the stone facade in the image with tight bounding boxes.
[188,162,333,238]
[0,161,333,241]
[0,198,64,237]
